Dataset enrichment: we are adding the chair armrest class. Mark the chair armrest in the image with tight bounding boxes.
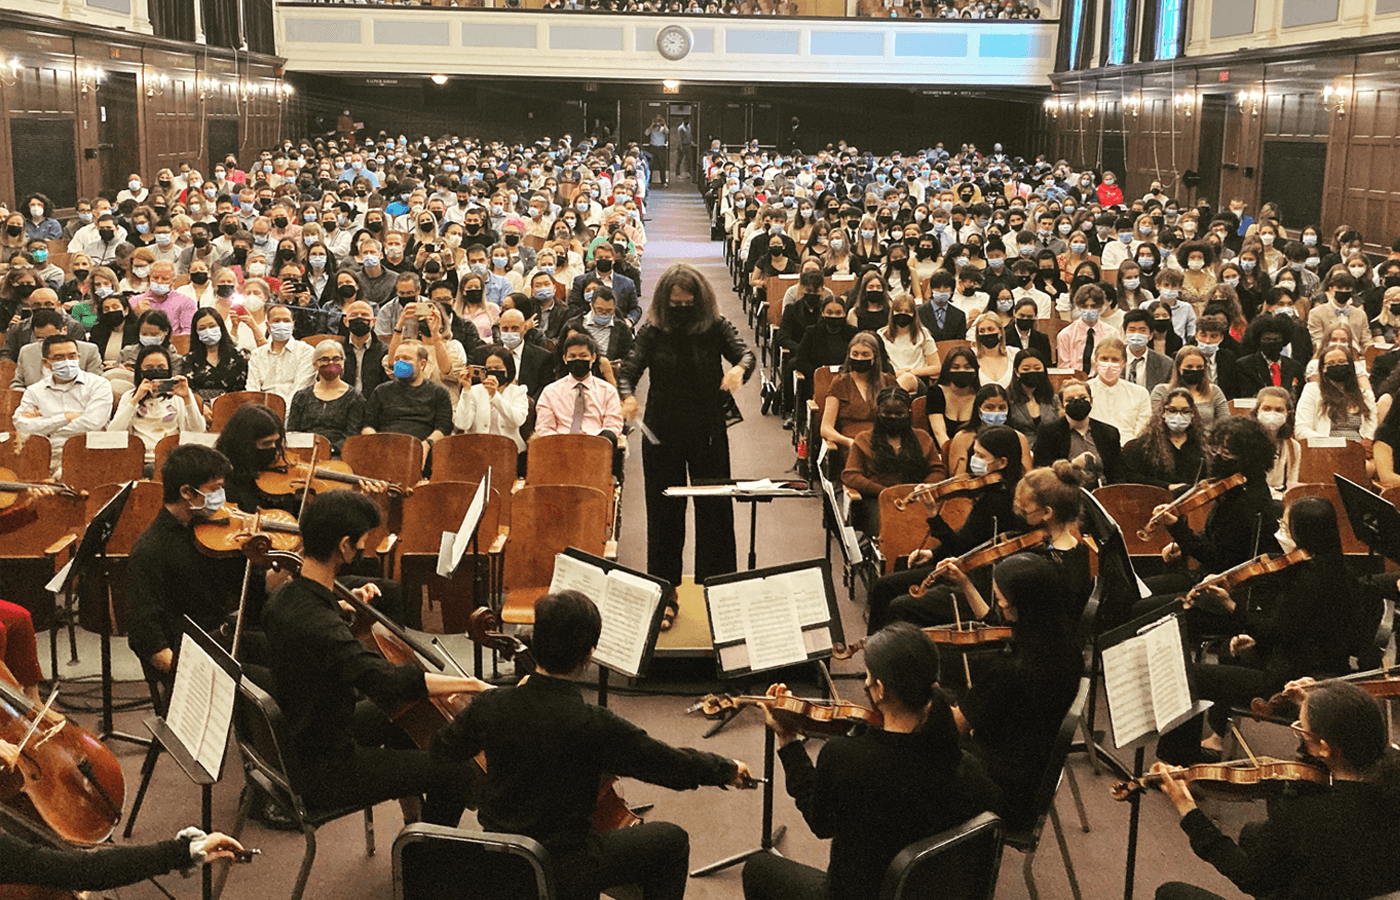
[45,533,78,565]
[511,478,526,494]
[604,540,618,560]
[376,533,398,556]
[489,531,509,555]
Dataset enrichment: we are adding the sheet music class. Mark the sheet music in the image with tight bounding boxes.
[548,552,609,602]
[437,471,490,578]
[771,567,830,626]
[704,579,747,645]
[1101,636,1155,749]
[739,591,807,671]
[595,569,662,678]
[1144,618,1193,732]
[164,633,237,778]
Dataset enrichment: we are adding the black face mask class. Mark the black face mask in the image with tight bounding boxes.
[1209,451,1240,479]
[947,371,977,388]
[99,229,116,243]
[6,225,23,238]
[216,284,236,299]
[1015,317,1034,331]
[187,271,209,286]
[1385,275,1400,289]
[463,289,484,304]
[769,246,784,257]
[1259,339,1284,359]
[1019,371,1048,390]
[823,317,844,333]
[594,258,613,274]
[101,310,125,328]
[565,358,592,379]
[1013,275,1031,287]
[73,269,90,282]
[192,235,210,249]
[1179,368,1205,386]
[917,247,934,259]
[1065,397,1092,420]
[273,217,289,229]
[231,248,248,265]
[222,222,238,235]
[13,283,36,300]
[978,332,1001,350]
[335,282,358,299]
[1334,291,1353,305]
[504,234,520,247]
[848,357,874,373]
[892,313,914,328]
[254,446,281,470]
[889,257,908,269]
[1325,364,1355,384]
[1150,319,1171,333]
[367,220,384,232]
[347,317,373,336]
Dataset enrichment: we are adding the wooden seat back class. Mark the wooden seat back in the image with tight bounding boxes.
[430,433,518,528]
[341,432,424,488]
[1297,439,1368,488]
[500,485,608,625]
[1092,483,1175,556]
[0,433,52,482]
[60,433,144,494]
[211,392,287,432]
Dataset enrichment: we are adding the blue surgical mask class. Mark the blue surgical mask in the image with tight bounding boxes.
[500,332,523,349]
[968,455,990,476]
[592,313,613,327]
[981,410,1008,427]
[193,486,226,512]
[1079,309,1100,326]
[393,359,416,380]
[49,359,80,382]
[533,288,553,301]
[268,322,295,343]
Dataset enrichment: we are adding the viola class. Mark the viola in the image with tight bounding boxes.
[892,472,1004,512]
[1137,473,1247,541]
[687,693,883,736]
[1249,667,1400,722]
[907,529,1049,599]
[1186,548,1312,612]
[193,505,301,557]
[0,470,85,510]
[255,459,409,498]
[465,608,642,833]
[0,667,125,846]
[1111,756,1330,802]
[831,621,1014,660]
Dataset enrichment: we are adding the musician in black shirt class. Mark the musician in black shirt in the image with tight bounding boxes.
[261,491,487,825]
[433,590,754,900]
[743,623,1000,900]
[1154,681,1400,900]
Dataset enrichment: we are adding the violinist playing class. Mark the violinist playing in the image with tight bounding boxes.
[214,403,302,516]
[1133,416,1281,626]
[1152,681,1400,900]
[434,590,755,900]
[939,553,1083,831]
[742,623,1000,900]
[0,741,248,890]
[261,491,488,828]
[867,425,1024,633]
[1155,496,1367,767]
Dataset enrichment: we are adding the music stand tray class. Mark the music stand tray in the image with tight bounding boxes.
[1334,475,1400,563]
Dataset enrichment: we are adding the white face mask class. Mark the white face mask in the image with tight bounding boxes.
[1274,526,1296,554]
[968,455,990,476]
[1257,410,1286,431]
[1164,412,1192,433]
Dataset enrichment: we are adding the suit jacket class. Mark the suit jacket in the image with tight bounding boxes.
[918,303,968,343]
[11,340,104,389]
[1192,346,1242,400]
[471,341,552,399]
[567,272,640,325]
[1236,352,1307,402]
[342,334,390,399]
[1032,416,1124,485]
[1004,324,1053,360]
[563,315,634,362]
[1123,348,1174,394]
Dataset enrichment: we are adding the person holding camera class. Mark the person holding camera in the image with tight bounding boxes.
[109,344,206,467]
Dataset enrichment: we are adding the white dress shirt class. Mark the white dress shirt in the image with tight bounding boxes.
[1085,375,1152,445]
[14,370,116,472]
[246,339,316,408]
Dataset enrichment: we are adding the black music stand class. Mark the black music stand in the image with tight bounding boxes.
[53,480,140,744]
[1335,474,1400,563]
[664,479,819,571]
[436,470,491,677]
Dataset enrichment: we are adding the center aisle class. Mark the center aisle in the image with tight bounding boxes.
[614,187,839,639]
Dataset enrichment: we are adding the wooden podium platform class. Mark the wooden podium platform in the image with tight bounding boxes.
[653,576,714,659]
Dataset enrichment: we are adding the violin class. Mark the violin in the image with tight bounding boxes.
[193,505,301,557]
[907,529,1049,599]
[831,621,1014,660]
[892,472,1004,512]
[255,459,409,498]
[0,667,125,846]
[1249,667,1400,722]
[1111,756,1330,802]
[1185,548,1312,612]
[465,607,642,833]
[1137,473,1247,541]
[687,693,883,736]
[0,470,85,509]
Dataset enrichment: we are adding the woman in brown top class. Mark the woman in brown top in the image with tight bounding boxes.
[820,332,898,451]
[842,386,947,534]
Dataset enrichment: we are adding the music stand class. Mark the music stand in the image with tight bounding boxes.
[52,480,139,744]
[1335,475,1400,563]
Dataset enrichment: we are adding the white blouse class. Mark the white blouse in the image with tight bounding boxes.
[453,381,529,452]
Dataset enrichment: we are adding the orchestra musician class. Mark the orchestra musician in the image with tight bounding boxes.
[1155,496,1365,766]
[433,589,755,900]
[0,742,246,889]
[1152,681,1400,900]
[0,487,54,702]
[866,424,1024,633]
[261,490,487,827]
[214,403,300,515]
[741,622,1000,900]
[939,553,1083,830]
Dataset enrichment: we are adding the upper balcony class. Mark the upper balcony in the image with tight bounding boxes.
[274,5,1059,85]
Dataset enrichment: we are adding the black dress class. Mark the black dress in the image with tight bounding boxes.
[286,385,366,453]
[184,349,248,404]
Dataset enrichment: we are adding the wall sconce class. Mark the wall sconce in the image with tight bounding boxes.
[1078,97,1097,117]
[1043,96,1059,119]
[196,74,213,101]
[145,71,167,98]
[1125,93,1142,118]
[1173,91,1195,117]
[276,82,294,103]
[1322,83,1349,116]
[237,79,254,103]
[78,65,103,95]
[1237,88,1262,116]
[0,58,20,88]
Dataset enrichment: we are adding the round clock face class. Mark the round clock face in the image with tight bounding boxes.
[658,25,691,60]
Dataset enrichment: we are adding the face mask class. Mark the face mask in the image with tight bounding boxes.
[968,455,990,477]
[565,357,592,379]
[132,266,152,279]
[848,357,874,373]
[1160,289,1179,302]
[339,316,371,338]
[1274,527,1296,555]
[48,358,80,382]
[1257,410,1286,431]
[1058,223,1073,235]
[269,322,295,343]
[970,331,999,350]
[1065,397,1092,420]
[1079,309,1100,326]
[197,326,222,346]
[78,212,93,224]
[1187,259,1205,271]
[892,313,915,329]
[361,254,381,270]
[1334,291,1353,305]
[139,333,165,347]
[192,486,226,513]
[1164,412,1191,433]
[394,359,416,380]
[594,258,613,274]
[1222,276,1240,288]
[988,258,1004,271]
[501,331,525,350]
[150,282,172,296]
[1235,258,1256,272]
[1179,368,1205,385]
[980,408,1009,427]
[830,239,844,251]
[1325,364,1355,384]
[947,371,977,389]
[246,264,266,278]
[930,291,952,305]
[1302,234,1318,247]
[98,229,115,243]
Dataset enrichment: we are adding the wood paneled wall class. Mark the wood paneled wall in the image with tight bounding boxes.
[0,23,288,211]
[1044,46,1400,252]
